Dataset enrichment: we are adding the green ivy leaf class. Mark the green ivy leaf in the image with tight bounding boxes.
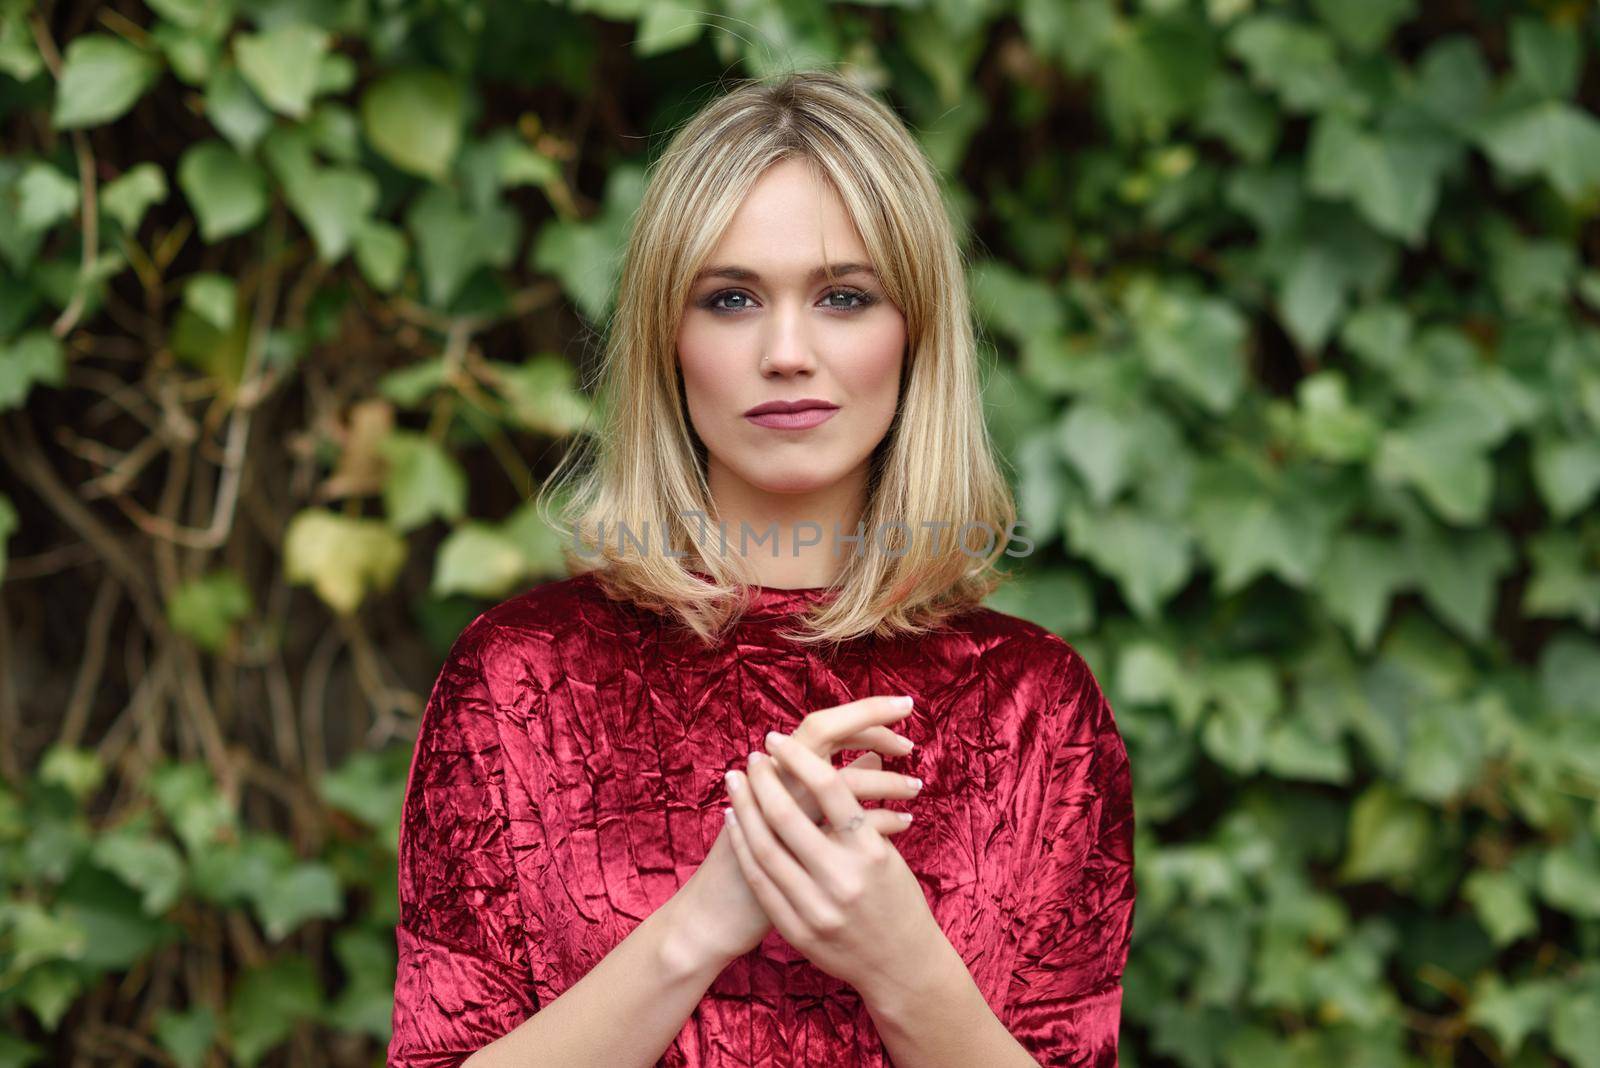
[1227,15,1349,114]
[233,22,329,119]
[3,901,88,973]
[406,185,520,308]
[500,499,570,579]
[1508,15,1580,101]
[1065,503,1194,619]
[53,35,162,129]
[491,354,593,437]
[1539,830,1600,919]
[1306,110,1450,246]
[1099,12,1217,142]
[1338,782,1432,887]
[1309,0,1415,52]
[1263,714,1351,783]
[166,568,253,652]
[1020,0,1115,75]
[226,957,322,1067]
[254,862,342,941]
[177,140,268,242]
[1400,697,1488,803]
[204,61,274,153]
[1551,974,1600,1068]
[1532,434,1600,520]
[1315,533,1408,650]
[1199,659,1281,776]
[0,7,44,81]
[90,826,186,915]
[318,748,409,846]
[16,162,78,232]
[1295,372,1380,462]
[361,68,463,180]
[431,522,531,599]
[146,762,239,857]
[1126,276,1248,413]
[153,1007,218,1068]
[972,261,1066,347]
[1404,525,1514,642]
[325,927,398,1039]
[1476,99,1600,205]
[1523,529,1600,629]
[1461,868,1538,948]
[1190,462,1344,593]
[353,219,409,293]
[182,272,236,331]
[1466,974,1560,1058]
[38,745,105,802]
[1196,73,1280,162]
[1056,402,1139,506]
[0,330,65,411]
[100,162,169,233]
[634,0,706,56]
[283,509,407,615]
[530,164,645,322]
[284,165,379,264]
[379,430,467,533]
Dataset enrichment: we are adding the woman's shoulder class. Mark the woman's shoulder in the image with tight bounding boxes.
[942,601,1097,682]
[471,569,612,636]
[439,571,618,688]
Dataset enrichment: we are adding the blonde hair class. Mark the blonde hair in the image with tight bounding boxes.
[537,68,1018,648]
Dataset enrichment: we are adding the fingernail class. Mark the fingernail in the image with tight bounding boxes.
[898,811,914,823]
[906,776,922,791]
[899,695,914,710]
[725,807,737,826]
[724,769,741,792]
[898,734,915,751]
[749,750,765,765]
[765,730,787,749]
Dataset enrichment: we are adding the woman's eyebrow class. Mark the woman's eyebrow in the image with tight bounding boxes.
[692,262,877,284]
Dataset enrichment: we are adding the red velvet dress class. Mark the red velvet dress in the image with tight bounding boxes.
[387,571,1135,1067]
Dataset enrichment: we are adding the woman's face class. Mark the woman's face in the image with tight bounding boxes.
[677,157,906,511]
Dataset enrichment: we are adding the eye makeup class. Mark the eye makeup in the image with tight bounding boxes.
[697,287,879,314]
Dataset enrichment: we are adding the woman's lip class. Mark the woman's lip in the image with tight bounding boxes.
[745,407,839,430]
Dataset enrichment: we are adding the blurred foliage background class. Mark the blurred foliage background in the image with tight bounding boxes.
[2,0,1600,1065]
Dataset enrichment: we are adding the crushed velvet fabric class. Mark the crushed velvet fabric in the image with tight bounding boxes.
[388,571,1135,1067]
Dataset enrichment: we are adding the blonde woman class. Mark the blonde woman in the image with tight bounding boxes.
[388,69,1135,1068]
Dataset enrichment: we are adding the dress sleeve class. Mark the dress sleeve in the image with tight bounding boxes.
[388,617,539,1068]
[1002,654,1136,1067]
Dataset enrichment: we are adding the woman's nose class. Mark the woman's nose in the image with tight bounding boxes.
[760,308,817,374]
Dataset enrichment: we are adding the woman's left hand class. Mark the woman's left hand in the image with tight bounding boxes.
[721,730,949,1000]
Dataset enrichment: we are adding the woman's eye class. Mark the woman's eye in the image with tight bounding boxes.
[701,288,875,313]
[709,291,752,311]
[823,288,873,310]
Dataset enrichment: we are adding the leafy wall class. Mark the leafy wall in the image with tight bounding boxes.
[2,1,1599,1065]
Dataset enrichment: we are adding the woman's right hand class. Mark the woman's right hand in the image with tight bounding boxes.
[671,696,922,968]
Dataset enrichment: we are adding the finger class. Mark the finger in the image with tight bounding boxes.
[835,725,916,758]
[868,807,917,835]
[774,752,881,829]
[766,736,879,856]
[781,752,890,828]
[773,735,919,801]
[796,696,915,755]
[836,765,923,802]
[743,754,851,923]
[727,764,838,931]
[722,806,806,935]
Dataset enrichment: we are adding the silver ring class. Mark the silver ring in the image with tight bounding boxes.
[840,811,865,833]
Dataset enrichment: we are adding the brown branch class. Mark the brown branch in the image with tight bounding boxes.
[59,569,121,748]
